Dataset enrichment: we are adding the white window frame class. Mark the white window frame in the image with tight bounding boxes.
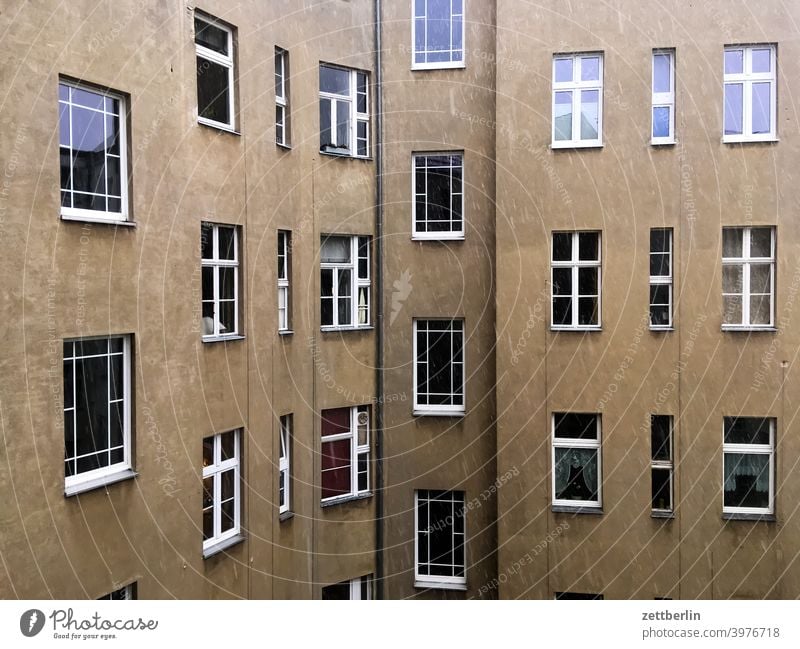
[722,417,775,516]
[195,13,235,131]
[551,413,602,509]
[413,319,465,416]
[651,49,676,145]
[320,405,370,504]
[551,231,602,331]
[319,64,370,158]
[721,226,775,330]
[551,53,603,148]
[202,430,241,553]
[275,46,289,146]
[411,0,466,70]
[279,414,291,514]
[320,235,371,330]
[414,490,467,588]
[322,575,372,600]
[63,335,132,492]
[58,79,129,223]
[650,415,673,514]
[412,152,465,240]
[278,230,291,332]
[649,228,673,330]
[201,223,240,339]
[723,44,777,143]
[98,583,136,600]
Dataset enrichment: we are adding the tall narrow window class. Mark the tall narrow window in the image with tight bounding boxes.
[723,417,774,515]
[59,80,128,221]
[413,153,464,239]
[320,406,370,503]
[552,413,601,509]
[278,230,291,332]
[195,13,235,130]
[651,415,673,514]
[722,226,774,329]
[652,50,675,144]
[413,319,465,415]
[551,231,601,330]
[201,223,240,339]
[723,45,776,142]
[63,336,132,494]
[650,228,673,329]
[319,65,369,157]
[552,53,603,147]
[202,430,241,554]
[279,414,291,514]
[275,47,289,146]
[412,0,465,69]
[321,575,372,600]
[415,490,466,587]
[320,235,371,329]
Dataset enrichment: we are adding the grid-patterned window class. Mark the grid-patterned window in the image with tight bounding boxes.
[202,430,241,552]
[551,231,601,329]
[279,414,291,514]
[320,406,370,503]
[552,413,601,508]
[278,230,291,332]
[723,417,774,515]
[650,228,673,329]
[98,583,136,600]
[415,490,466,586]
[319,65,369,157]
[275,47,289,146]
[195,13,235,130]
[320,235,370,329]
[321,575,372,600]
[412,0,465,69]
[63,336,132,491]
[651,50,675,144]
[722,226,774,329]
[723,45,776,142]
[413,319,465,414]
[651,415,673,513]
[552,53,603,147]
[201,223,240,338]
[413,153,464,238]
[58,80,128,221]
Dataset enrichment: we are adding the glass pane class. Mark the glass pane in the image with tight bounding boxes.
[336,99,350,150]
[554,58,573,83]
[321,236,350,262]
[221,499,235,533]
[219,267,235,300]
[554,447,599,502]
[428,330,455,401]
[752,82,771,134]
[651,416,671,461]
[722,228,743,257]
[750,295,771,325]
[221,430,236,460]
[75,355,109,460]
[218,300,235,333]
[203,436,214,467]
[724,417,771,445]
[750,264,771,294]
[106,113,120,156]
[653,106,671,138]
[750,228,772,257]
[723,295,742,325]
[196,57,230,125]
[650,303,670,327]
[552,232,572,261]
[59,103,70,147]
[554,413,598,439]
[201,266,214,301]
[321,438,352,499]
[554,91,573,141]
[553,297,572,325]
[751,48,771,74]
[578,232,599,260]
[195,17,229,55]
[221,468,235,501]
[578,297,599,325]
[581,56,600,81]
[650,228,669,253]
[580,90,599,140]
[552,268,571,296]
[724,83,743,136]
[722,265,742,293]
[650,253,670,277]
[578,267,597,295]
[724,49,744,75]
[71,87,105,110]
[653,54,671,93]
[319,97,332,149]
[201,223,214,259]
[356,73,367,113]
[724,453,770,509]
[319,66,350,95]
[650,284,670,307]
[651,468,671,510]
[218,226,235,260]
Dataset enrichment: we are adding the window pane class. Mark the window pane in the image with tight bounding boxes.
[650,284,670,307]
[752,82,771,134]
[555,58,573,83]
[75,355,109,458]
[751,48,771,74]
[218,300,235,333]
[195,18,229,55]
[221,499,235,533]
[203,436,214,467]
[221,431,236,460]
[724,83,743,136]
[722,228,743,257]
[653,54,671,93]
[554,91,573,141]
[321,407,351,437]
[554,413,597,439]
[652,106,671,138]
[650,253,670,277]
[552,268,572,296]
[578,232,598,260]
[650,303,670,327]
[724,49,743,75]
[320,97,332,148]
[724,453,770,509]
[750,228,772,257]
[71,87,105,110]
[651,416,671,461]
[750,295,771,325]
[321,438,352,499]
[219,267,235,300]
[580,90,599,140]
[581,56,600,82]
[578,297,599,325]
[320,66,350,95]
[724,417,771,445]
[197,57,230,125]
[750,263,771,294]
[321,236,350,263]
[218,226,235,260]
[336,99,350,150]
[723,295,743,325]
[578,267,597,295]
[554,447,599,502]
[552,232,572,261]
[651,468,671,510]
[553,297,572,326]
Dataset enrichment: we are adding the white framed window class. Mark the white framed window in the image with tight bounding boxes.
[279,414,291,514]
[551,231,601,330]
[413,153,464,239]
[552,53,603,148]
[195,13,235,131]
[651,49,675,144]
[322,575,372,600]
[723,417,774,515]
[651,415,673,513]
[58,80,128,222]
[319,64,369,157]
[320,406,370,503]
[201,223,240,339]
[275,46,289,146]
[722,226,774,329]
[63,336,132,493]
[415,490,466,588]
[320,235,370,329]
[412,0,465,69]
[202,430,241,552]
[650,228,673,329]
[552,413,601,509]
[413,319,465,415]
[278,230,291,332]
[98,583,136,600]
[723,45,776,142]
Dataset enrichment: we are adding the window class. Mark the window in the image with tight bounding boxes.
[201,223,240,338]
[412,0,465,69]
[275,47,289,146]
[651,415,673,513]
[723,45,776,142]
[551,231,601,329]
[555,592,603,600]
[319,64,369,157]
[552,53,603,147]
[723,417,774,515]
[415,490,466,587]
[59,80,128,222]
[63,336,132,492]
[650,228,673,329]
[413,319,465,415]
[652,49,675,144]
[722,226,774,329]
[320,406,370,503]
[195,13,235,130]
[552,413,601,508]
[98,583,136,600]
[278,230,291,332]
[202,430,241,552]
[413,153,464,239]
[279,414,291,514]
[321,575,372,600]
[320,235,370,329]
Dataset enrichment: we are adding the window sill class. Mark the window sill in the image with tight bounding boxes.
[722,512,776,522]
[651,139,677,146]
[278,329,294,337]
[197,117,240,136]
[722,136,778,145]
[551,326,602,332]
[276,142,292,151]
[201,334,246,343]
[651,510,675,519]
[551,141,603,150]
[650,326,674,332]
[411,62,466,71]
[320,492,373,508]
[202,534,246,559]
[319,149,373,162]
[61,213,135,227]
[64,469,137,497]
[414,580,467,591]
[320,326,374,333]
[412,234,466,242]
[551,505,603,515]
[721,326,776,333]
[279,510,294,522]
[413,409,465,418]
